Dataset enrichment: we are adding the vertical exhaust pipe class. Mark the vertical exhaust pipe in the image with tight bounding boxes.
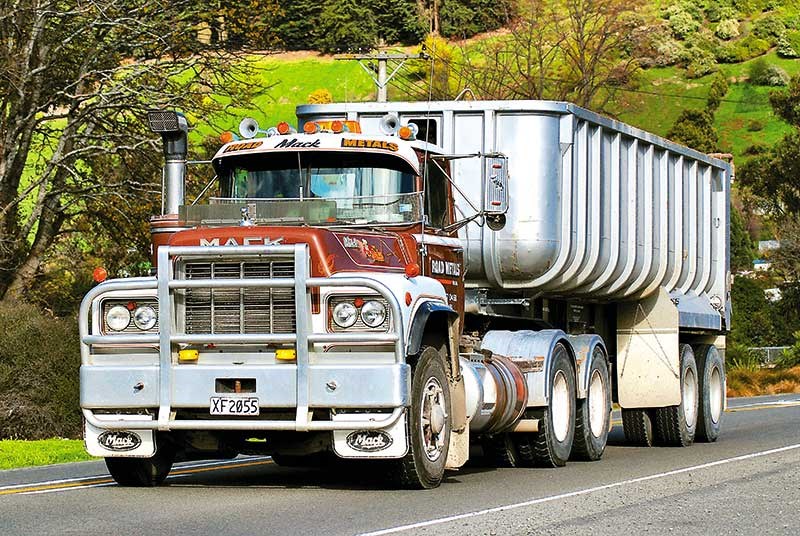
[147,110,188,215]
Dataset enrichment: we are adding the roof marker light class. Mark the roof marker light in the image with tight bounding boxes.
[276,122,295,135]
[304,122,320,134]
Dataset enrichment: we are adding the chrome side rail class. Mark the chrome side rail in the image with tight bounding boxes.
[80,244,405,432]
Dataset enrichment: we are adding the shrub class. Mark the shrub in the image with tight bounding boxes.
[717,34,772,62]
[705,4,738,23]
[777,30,800,57]
[752,14,787,44]
[307,88,333,104]
[775,331,800,368]
[670,10,701,39]
[716,19,741,40]
[686,49,718,78]
[743,143,769,155]
[707,73,730,110]
[749,57,790,85]
[747,119,766,131]
[726,343,763,372]
[0,304,81,440]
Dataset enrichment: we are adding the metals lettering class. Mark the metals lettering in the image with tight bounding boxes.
[341,139,399,151]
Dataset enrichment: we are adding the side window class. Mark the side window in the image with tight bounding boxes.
[425,161,449,229]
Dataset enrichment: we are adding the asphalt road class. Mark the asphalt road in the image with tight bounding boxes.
[2,394,799,536]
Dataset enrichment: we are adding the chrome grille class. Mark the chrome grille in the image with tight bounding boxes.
[182,259,295,335]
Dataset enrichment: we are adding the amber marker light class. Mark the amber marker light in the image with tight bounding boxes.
[398,126,413,140]
[405,262,420,278]
[354,297,365,308]
[303,122,319,134]
[331,120,344,133]
[92,267,108,283]
[405,292,413,306]
[276,122,292,135]
[219,131,234,144]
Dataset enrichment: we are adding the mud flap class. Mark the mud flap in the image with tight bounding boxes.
[332,412,408,459]
[84,415,155,458]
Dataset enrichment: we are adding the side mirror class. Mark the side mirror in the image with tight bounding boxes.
[483,154,509,231]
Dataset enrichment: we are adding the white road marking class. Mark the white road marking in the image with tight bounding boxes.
[727,398,800,409]
[0,457,270,492]
[357,443,800,536]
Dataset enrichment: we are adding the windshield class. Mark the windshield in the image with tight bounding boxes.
[192,151,422,226]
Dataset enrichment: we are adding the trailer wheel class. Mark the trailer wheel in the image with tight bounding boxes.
[391,346,451,489]
[693,344,725,443]
[653,344,699,447]
[571,350,611,461]
[518,343,575,468]
[105,444,174,487]
[622,409,655,446]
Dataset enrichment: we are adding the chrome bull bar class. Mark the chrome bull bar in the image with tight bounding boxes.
[79,244,406,432]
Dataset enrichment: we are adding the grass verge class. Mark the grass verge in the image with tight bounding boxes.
[0,439,96,470]
[727,365,800,398]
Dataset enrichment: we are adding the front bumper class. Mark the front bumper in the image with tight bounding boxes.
[80,244,407,433]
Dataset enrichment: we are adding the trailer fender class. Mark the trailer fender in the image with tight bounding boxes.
[481,329,577,408]
[567,334,608,399]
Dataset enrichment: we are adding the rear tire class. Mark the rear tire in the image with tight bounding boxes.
[571,351,611,461]
[105,444,174,487]
[517,343,576,468]
[622,408,655,447]
[482,434,520,467]
[391,346,451,489]
[653,344,699,447]
[693,344,725,443]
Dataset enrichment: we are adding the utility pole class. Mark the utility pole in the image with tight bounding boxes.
[336,51,427,102]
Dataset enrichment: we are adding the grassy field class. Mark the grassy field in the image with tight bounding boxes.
[0,439,95,470]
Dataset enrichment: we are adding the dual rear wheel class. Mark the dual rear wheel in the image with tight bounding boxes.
[622,343,724,447]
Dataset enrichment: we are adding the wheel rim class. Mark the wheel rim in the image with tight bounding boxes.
[588,369,606,438]
[420,376,447,462]
[709,365,723,424]
[683,366,698,428]
[552,370,571,443]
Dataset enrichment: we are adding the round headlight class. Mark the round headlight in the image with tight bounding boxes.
[106,305,131,331]
[133,305,157,331]
[332,302,358,328]
[360,300,387,327]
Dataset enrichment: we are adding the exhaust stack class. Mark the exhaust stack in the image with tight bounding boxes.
[147,110,188,215]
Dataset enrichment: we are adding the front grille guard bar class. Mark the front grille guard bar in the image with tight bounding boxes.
[80,244,405,432]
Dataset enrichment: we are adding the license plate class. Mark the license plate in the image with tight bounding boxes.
[210,396,260,416]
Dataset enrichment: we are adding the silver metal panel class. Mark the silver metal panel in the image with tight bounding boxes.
[80,366,160,407]
[298,101,731,329]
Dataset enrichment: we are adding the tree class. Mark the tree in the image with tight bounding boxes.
[0,1,266,302]
[316,0,378,54]
[666,109,719,152]
[450,0,644,109]
[731,206,756,273]
[738,75,800,218]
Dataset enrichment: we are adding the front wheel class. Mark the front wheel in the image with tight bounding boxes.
[391,346,451,489]
[105,443,175,487]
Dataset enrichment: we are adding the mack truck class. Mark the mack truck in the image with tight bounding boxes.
[80,100,730,489]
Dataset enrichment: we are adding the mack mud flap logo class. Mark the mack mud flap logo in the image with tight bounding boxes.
[97,431,142,452]
[346,430,393,452]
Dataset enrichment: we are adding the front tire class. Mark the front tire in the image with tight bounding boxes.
[391,346,451,489]
[571,351,611,461]
[105,444,175,487]
[654,344,699,447]
[693,344,725,442]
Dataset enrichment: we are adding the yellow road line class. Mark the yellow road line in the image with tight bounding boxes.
[0,459,273,497]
